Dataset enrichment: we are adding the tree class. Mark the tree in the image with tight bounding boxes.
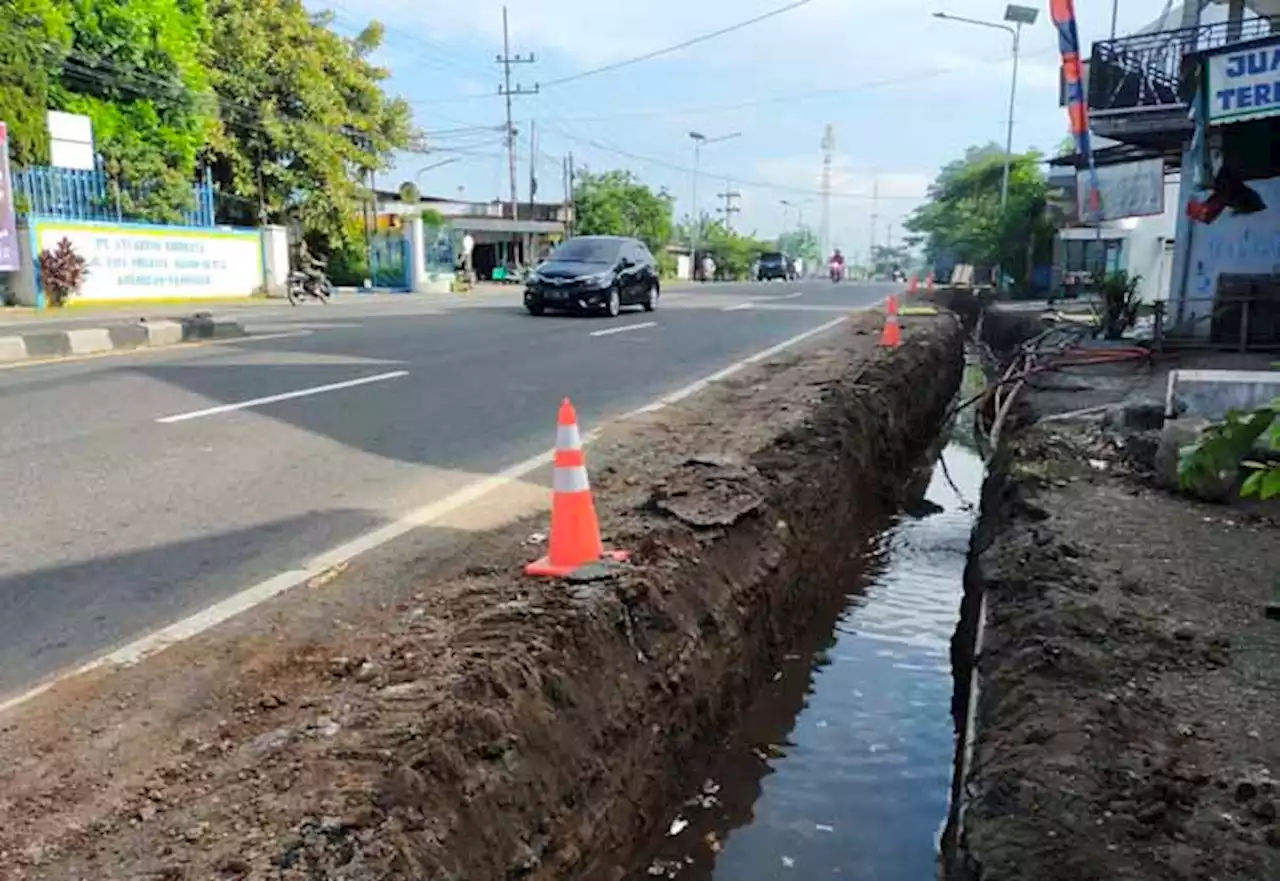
[573,169,674,252]
[203,0,413,249]
[43,0,219,221]
[0,0,72,165]
[777,225,819,266]
[904,143,1058,286]
[870,244,912,277]
[701,218,772,280]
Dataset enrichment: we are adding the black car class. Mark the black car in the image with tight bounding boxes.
[524,236,660,317]
[757,251,793,281]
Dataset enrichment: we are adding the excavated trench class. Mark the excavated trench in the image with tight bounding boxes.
[0,314,986,881]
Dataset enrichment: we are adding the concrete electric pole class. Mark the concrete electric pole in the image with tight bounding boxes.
[498,6,536,225]
[718,183,741,232]
[820,124,834,263]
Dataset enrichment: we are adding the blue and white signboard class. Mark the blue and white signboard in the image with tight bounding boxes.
[1207,38,1280,125]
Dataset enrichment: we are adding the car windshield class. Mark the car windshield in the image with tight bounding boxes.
[550,238,622,264]
[760,253,785,264]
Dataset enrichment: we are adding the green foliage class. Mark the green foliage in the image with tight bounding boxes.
[1179,400,1280,500]
[904,143,1058,285]
[0,0,72,164]
[38,237,89,306]
[398,181,421,204]
[777,225,819,265]
[573,169,674,252]
[871,244,912,277]
[51,0,218,222]
[702,218,773,280]
[1095,270,1142,340]
[204,0,412,250]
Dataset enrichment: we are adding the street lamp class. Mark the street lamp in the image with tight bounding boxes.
[689,130,741,278]
[933,4,1038,291]
[415,157,460,188]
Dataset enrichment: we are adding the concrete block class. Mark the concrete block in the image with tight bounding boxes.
[107,325,149,350]
[65,327,114,355]
[22,332,71,358]
[0,336,29,363]
[142,321,184,347]
[1166,369,1280,421]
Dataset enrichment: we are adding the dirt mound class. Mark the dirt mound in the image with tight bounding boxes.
[0,312,964,881]
[952,423,1280,881]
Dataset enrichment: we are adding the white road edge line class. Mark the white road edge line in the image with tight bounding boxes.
[0,314,850,717]
[722,303,753,312]
[589,321,657,337]
[156,370,409,424]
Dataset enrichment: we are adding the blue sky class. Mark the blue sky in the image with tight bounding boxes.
[309,0,1176,260]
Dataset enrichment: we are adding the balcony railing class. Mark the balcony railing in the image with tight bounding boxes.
[1089,16,1280,114]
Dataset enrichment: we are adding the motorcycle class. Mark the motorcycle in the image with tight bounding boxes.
[829,260,845,283]
[287,270,332,305]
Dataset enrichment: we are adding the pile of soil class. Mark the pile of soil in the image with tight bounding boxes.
[953,419,1280,881]
[0,311,964,880]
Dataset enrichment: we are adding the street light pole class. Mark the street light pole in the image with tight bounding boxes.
[933,6,1038,291]
[688,130,741,280]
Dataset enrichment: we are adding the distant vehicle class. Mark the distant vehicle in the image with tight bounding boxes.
[829,258,845,283]
[757,251,793,282]
[524,235,659,317]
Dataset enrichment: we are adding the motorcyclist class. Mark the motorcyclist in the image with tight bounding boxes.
[829,248,845,280]
[293,238,328,294]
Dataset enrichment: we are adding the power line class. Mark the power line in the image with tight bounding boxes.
[538,0,814,88]
[540,122,925,203]
[717,184,742,232]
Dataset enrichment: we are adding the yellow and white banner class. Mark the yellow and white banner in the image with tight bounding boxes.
[32,219,263,301]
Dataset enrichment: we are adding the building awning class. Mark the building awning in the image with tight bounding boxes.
[1048,143,1178,169]
[447,217,564,234]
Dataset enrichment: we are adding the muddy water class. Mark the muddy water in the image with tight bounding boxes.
[627,440,985,881]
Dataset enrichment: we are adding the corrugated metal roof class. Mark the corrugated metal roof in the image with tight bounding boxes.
[447,217,565,234]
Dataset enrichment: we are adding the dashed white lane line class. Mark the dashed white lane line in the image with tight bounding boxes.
[589,321,657,337]
[723,303,754,312]
[156,369,409,424]
[0,313,851,717]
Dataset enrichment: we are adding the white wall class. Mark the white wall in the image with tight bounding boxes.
[1124,177,1180,303]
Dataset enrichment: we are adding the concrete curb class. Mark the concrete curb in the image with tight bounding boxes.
[0,315,247,364]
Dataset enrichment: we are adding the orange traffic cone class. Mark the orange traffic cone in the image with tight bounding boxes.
[879,297,902,348]
[526,399,629,577]
[908,274,919,295]
[926,272,935,293]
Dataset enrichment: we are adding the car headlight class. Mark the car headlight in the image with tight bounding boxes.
[584,272,613,288]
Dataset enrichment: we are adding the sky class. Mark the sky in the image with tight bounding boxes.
[308,0,1182,260]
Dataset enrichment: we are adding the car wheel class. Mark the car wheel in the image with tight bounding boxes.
[605,287,621,318]
[642,283,658,312]
[526,304,544,316]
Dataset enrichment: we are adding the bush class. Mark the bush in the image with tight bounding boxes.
[1096,270,1141,340]
[38,238,89,307]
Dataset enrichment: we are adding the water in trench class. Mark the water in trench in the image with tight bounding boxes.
[627,433,986,881]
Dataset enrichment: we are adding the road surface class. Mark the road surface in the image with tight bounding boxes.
[0,280,897,697]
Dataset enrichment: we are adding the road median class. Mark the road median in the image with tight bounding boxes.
[0,314,247,364]
[0,308,965,880]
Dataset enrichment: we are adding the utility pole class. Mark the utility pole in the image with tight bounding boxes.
[497,5,536,226]
[528,119,538,214]
[718,182,741,232]
[820,124,834,263]
[567,152,576,237]
[869,175,879,272]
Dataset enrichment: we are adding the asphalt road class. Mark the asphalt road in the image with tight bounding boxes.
[0,280,898,696]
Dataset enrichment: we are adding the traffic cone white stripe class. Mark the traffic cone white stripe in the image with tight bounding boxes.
[556,424,583,450]
[553,465,591,494]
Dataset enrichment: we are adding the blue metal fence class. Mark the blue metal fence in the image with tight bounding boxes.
[12,163,216,227]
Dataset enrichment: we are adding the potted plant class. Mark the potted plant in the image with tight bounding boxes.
[38,237,89,307]
[1095,270,1142,340]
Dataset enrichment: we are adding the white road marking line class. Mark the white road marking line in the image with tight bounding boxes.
[589,321,657,337]
[155,370,409,424]
[774,291,804,300]
[0,313,851,717]
[723,303,754,312]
